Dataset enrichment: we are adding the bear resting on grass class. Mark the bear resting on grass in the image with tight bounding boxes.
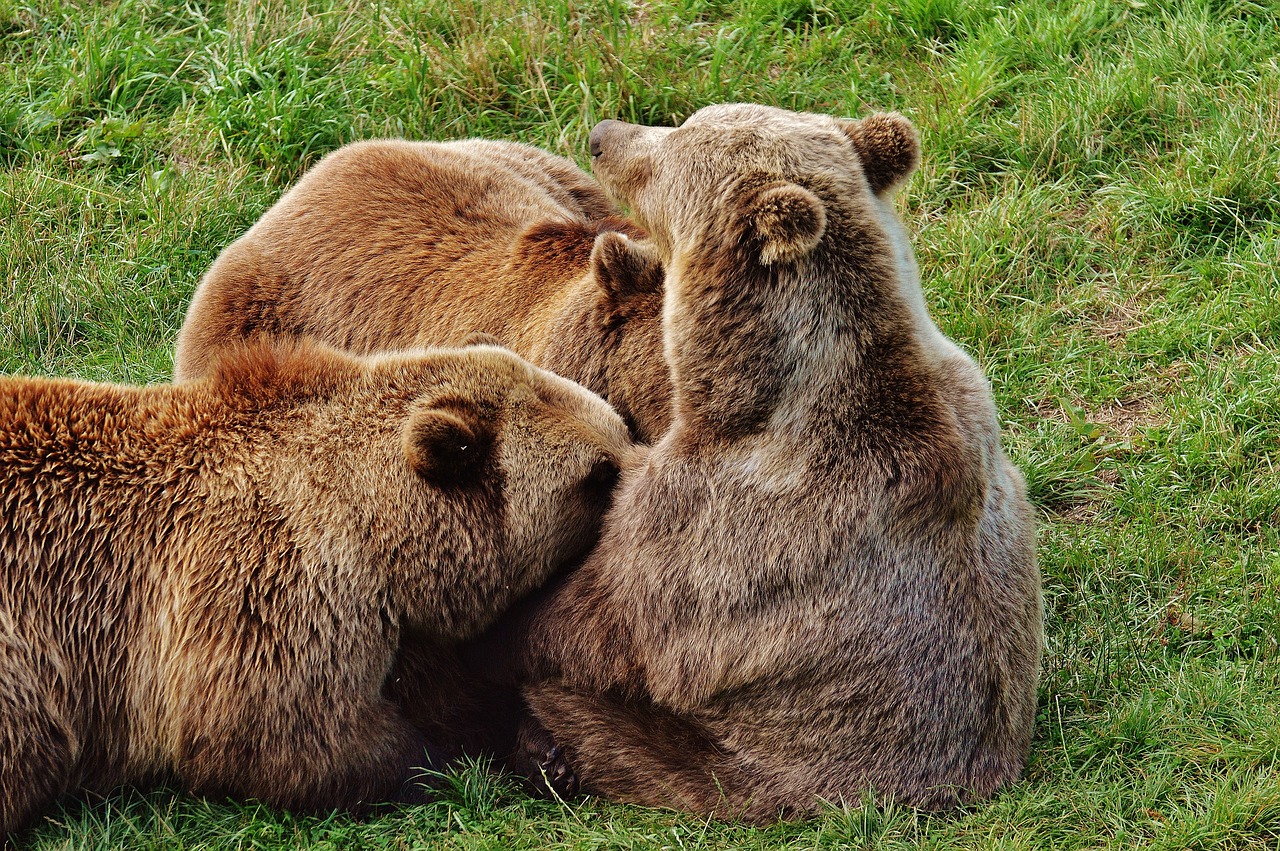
[511,104,1043,820]
[0,338,631,838]
[173,139,671,441]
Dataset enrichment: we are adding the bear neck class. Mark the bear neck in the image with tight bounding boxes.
[0,377,239,477]
[662,204,955,443]
[869,194,959,362]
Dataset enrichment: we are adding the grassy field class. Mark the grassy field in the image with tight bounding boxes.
[2,0,1279,847]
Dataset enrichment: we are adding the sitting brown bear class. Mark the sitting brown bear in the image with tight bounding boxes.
[173,139,670,441]
[512,105,1043,820]
[0,338,632,838]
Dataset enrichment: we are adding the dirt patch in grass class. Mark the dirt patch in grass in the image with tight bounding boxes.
[1058,500,1104,524]
[1036,394,1167,441]
[1094,296,1151,344]
[1089,396,1166,440]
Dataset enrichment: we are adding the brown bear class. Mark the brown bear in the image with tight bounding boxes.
[509,105,1044,820]
[172,139,671,441]
[0,337,633,839]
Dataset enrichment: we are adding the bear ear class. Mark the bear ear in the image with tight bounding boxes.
[746,182,827,265]
[403,401,492,485]
[462,331,508,349]
[591,230,663,304]
[836,112,921,195]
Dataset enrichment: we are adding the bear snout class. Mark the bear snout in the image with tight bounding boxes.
[589,120,624,158]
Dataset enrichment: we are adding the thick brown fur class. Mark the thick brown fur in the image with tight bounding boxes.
[515,105,1043,820]
[0,338,633,838]
[173,139,670,441]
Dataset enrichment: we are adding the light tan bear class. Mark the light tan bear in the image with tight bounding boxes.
[172,139,670,441]
[511,105,1043,820]
[0,338,632,839]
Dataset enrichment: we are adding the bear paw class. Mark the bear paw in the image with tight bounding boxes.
[518,718,581,800]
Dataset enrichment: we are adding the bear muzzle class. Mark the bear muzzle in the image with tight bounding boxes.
[589,120,623,159]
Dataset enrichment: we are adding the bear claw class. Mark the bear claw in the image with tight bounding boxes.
[537,744,580,799]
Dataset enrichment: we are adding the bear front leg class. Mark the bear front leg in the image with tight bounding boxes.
[391,633,524,768]
[177,697,432,814]
[0,650,76,838]
[514,570,644,695]
[521,682,787,823]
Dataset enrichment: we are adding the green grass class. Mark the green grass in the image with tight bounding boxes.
[3,0,1279,847]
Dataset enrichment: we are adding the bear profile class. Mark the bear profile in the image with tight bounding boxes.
[0,338,632,838]
[172,139,671,441]
[512,105,1043,820]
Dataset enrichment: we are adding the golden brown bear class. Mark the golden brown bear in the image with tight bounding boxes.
[0,338,631,838]
[510,105,1043,820]
[172,139,670,441]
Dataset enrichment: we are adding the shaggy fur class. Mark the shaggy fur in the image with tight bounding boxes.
[513,105,1043,820]
[173,139,671,441]
[0,338,632,837]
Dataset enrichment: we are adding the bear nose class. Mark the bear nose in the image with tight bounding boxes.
[589,120,620,158]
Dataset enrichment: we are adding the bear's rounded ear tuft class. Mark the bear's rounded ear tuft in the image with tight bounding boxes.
[403,402,492,485]
[591,231,664,304]
[749,182,827,265]
[837,112,921,195]
[462,331,507,349]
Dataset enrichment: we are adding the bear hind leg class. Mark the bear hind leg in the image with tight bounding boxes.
[522,684,787,823]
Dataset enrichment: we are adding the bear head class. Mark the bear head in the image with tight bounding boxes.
[585,104,923,435]
[537,225,670,442]
[587,104,920,268]
[209,338,636,638]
